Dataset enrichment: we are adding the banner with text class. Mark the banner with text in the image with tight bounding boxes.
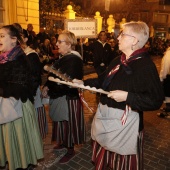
[64,19,97,38]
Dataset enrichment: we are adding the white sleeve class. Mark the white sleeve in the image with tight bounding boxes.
[159,49,170,82]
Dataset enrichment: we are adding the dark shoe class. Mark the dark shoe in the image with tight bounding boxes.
[157,112,168,118]
[53,144,66,150]
[27,165,35,170]
[160,107,166,112]
[160,107,170,112]
[59,151,75,164]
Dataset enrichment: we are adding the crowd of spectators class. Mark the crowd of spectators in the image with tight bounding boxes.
[147,36,170,56]
[26,23,170,74]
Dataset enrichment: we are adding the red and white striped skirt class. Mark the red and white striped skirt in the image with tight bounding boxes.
[92,131,144,170]
[52,98,86,147]
[35,106,48,139]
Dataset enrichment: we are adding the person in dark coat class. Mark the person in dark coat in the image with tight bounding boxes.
[23,23,37,48]
[36,27,50,45]
[89,31,112,76]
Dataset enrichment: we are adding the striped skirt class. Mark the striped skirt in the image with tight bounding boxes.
[0,100,44,170]
[35,106,48,139]
[92,131,144,170]
[52,97,86,147]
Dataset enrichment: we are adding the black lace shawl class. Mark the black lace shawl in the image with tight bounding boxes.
[0,52,34,103]
[45,53,83,99]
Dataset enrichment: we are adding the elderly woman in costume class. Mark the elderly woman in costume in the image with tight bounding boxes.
[42,30,85,164]
[73,21,164,170]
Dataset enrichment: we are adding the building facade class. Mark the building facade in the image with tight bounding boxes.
[0,0,39,33]
[0,0,170,39]
[91,0,170,39]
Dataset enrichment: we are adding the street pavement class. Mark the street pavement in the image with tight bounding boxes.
[36,56,170,170]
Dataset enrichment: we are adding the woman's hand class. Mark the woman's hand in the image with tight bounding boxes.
[41,86,49,98]
[107,90,128,102]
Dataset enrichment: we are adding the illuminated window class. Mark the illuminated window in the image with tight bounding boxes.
[153,13,168,23]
